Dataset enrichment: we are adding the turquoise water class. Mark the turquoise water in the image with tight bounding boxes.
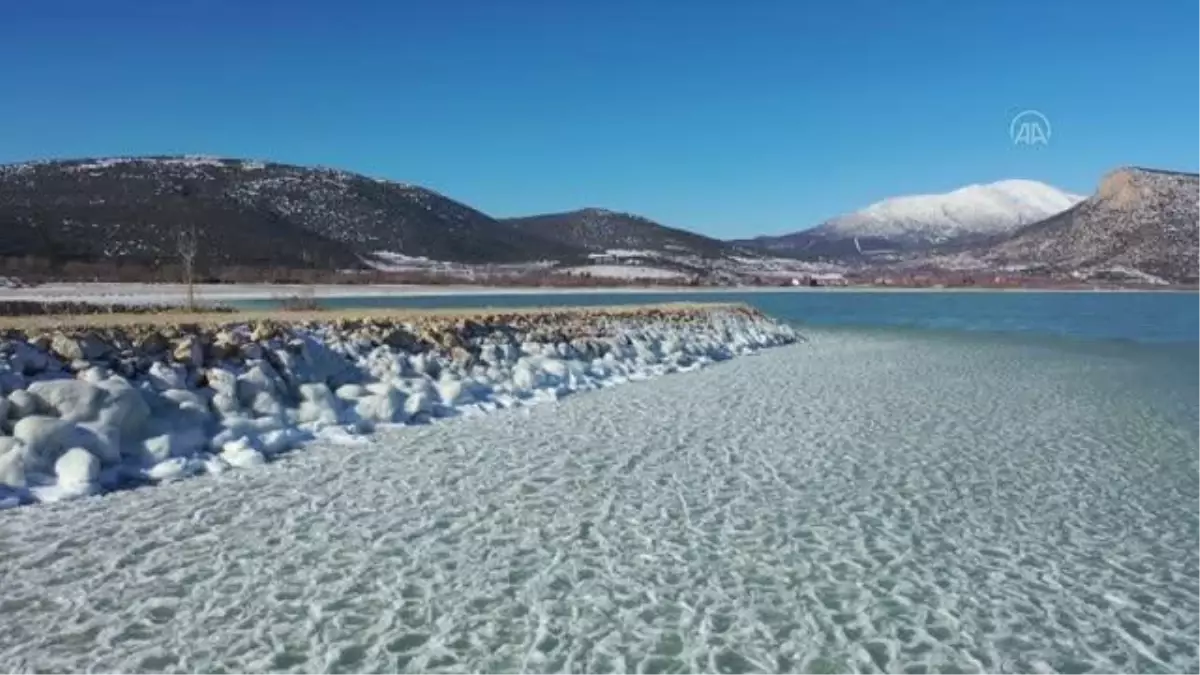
[236,290,1199,345]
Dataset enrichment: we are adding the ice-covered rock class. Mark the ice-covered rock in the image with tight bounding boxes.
[292,334,357,388]
[51,333,110,363]
[539,357,569,380]
[0,440,26,488]
[205,366,238,396]
[146,457,201,482]
[404,390,434,419]
[55,447,100,490]
[0,306,799,509]
[260,427,306,456]
[139,428,208,464]
[7,389,39,420]
[354,386,408,424]
[296,383,341,425]
[148,361,188,391]
[173,336,205,368]
[512,361,537,392]
[335,383,367,402]
[436,376,468,406]
[95,377,151,436]
[237,362,285,406]
[220,438,265,468]
[13,416,81,470]
[27,379,104,422]
[159,388,211,417]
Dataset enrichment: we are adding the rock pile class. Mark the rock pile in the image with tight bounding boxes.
[0,300,234,317]
[0,304,798,507]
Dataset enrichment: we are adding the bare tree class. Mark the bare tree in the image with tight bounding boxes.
[176,223,198,311]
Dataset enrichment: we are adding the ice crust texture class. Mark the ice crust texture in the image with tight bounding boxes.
[0,328,1194,673]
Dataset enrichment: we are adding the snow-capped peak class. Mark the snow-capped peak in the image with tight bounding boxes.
[815,179,1086,242]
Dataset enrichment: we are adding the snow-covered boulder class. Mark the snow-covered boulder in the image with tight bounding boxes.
[146,457,202,482]
[51,333,110,363]
[260,427,306,456]
[13,416,81,470]
[539,357,569,380]
[512,361,538,392]
[220,437,265,468]
[236,362,286,407]
[72,421,123,465]
[172,336,205,368]
[147,362,188,391]
[296,383,341,425]
[436,376,468,406]
[404,390,434,419]
[138,428,208,464]
[354,386,408,424]
[94,377,151,436]
[27,379,105,422]
[159,388,212,418]
[291,335,357,388]
[0,439,26,488]
[335,383,367,402]
[205,367,239,398]
[7,389,39,420]
[0,306,800,508]
[54,447,100,496]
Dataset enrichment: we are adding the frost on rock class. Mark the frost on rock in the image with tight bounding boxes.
[0,306,798,508]
[220,438,265,469]
[0,440,27,488]
[296,383,341,425]
[27,379,105,423]
[13,416,81,472]
[354,386,408,424]
[55,448,99,489]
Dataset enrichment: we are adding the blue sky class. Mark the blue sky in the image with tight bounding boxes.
[1,0,1196,237]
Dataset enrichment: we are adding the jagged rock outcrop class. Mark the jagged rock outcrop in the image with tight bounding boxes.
[977,168,1198,283]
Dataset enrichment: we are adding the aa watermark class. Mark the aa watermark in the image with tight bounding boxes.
[1010,109,1051,146]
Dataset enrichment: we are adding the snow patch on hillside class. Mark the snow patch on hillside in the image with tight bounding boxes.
[558,265,687,280]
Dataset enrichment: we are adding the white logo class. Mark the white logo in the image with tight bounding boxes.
[1010,109,1051,146]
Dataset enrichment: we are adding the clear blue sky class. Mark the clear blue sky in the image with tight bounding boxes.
[2,0,1196,237]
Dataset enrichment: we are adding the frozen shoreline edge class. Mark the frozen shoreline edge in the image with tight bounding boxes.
[1,282,1192,308]
[0,304,798,509]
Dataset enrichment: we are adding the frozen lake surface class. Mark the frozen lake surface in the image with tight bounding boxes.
[0,328,1196,673]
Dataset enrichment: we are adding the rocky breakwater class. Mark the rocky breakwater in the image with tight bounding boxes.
[0,304,798,507]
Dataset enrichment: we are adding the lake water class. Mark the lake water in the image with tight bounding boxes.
[235,290,1200,346]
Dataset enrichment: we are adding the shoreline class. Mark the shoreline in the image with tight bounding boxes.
[0,302,746,331]
[0,303,797,508]
[0,281,1195,307]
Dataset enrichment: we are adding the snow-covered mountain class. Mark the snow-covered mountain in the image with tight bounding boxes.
[819,179,1085,241]
[737,179,1085,258]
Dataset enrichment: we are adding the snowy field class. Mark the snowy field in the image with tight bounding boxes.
[556,265,689,280]
[0,282,730,306]
[0,328,1195,673]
